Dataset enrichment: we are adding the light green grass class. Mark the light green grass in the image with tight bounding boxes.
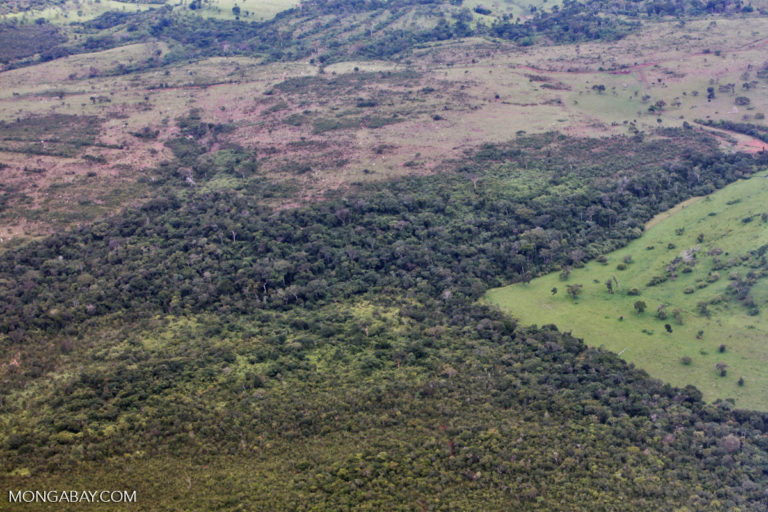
[2,1,154,24]
[487,170,768,410]
[462,0,563,20]
[1,0,299,23]
[182,0,300,21]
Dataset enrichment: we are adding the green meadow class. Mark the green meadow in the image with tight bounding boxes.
[487,170,768,410]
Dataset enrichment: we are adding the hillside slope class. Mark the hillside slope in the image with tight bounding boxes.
[2,0,768,510]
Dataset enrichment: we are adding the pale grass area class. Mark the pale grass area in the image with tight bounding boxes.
[415,17,768,146]
[0,0,300,23]
[1,16,768,243]
[2,0,153,23]
[324,61,402,74]
[462,0,564,20]
[191,0,300,21]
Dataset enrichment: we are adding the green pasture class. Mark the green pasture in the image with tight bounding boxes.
[487,170,768,410]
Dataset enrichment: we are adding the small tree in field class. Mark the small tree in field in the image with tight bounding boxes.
[566,284,583,300]
[634,300,647,313]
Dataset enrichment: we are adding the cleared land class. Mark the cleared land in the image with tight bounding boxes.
[487,170,768,410]
[1,13,767,246]
[0,0,300,23]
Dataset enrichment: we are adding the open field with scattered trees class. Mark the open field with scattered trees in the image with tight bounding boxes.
[1,13,768,245]
[487,170,768,410]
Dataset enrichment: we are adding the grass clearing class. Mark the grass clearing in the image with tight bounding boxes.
[487,170,768,410]
[0,0,299,24]
[2,14,768,246]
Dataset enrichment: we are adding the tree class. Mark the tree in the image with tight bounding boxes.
[566,284,583,300]
[232,5,241,16]
[716,362,728,377]
[634,300,647,313]
[551,287,558,296]
[605,279,614,294]
[664,323,673,333]
[735,96,750,106]
[722,434,741,453]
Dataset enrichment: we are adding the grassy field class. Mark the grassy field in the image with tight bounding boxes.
[486,170,768,410]
[2,0,155,24]
[1,9,767,247]
[0,0,300,23]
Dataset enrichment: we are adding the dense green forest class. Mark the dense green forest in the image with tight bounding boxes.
[3,128,768,509]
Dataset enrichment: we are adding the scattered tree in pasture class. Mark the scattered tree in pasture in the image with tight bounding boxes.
[735,96,750,106]
[566,284,583,300]
[716,362,728,377]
